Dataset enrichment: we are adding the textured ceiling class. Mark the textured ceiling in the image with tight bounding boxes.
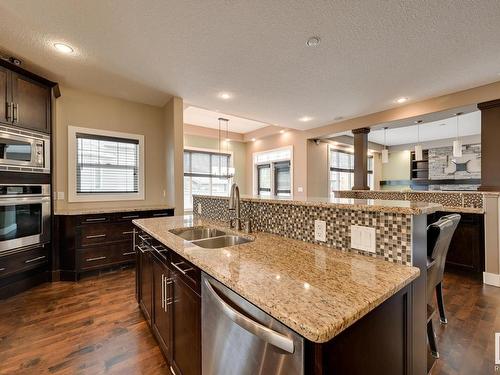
[1,0,500,131]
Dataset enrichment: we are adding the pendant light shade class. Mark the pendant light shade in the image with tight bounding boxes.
[453,113,463,157]
[382,127,389,163]
[414,122,423,161]
[415,144,423,161]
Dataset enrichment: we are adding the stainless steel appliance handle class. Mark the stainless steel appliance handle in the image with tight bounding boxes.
[0,197,51,204]
[203,278,295,354]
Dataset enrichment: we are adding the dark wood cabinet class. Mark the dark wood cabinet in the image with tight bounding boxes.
[152,255,173,360]
[0,244,50,299]
[56,208,174,280]
[135,228,201,375]
[428,212,485,273]
[0,63,52,133]
[171,272,201,375]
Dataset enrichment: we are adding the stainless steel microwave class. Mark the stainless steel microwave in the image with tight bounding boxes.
[0,125,50,173]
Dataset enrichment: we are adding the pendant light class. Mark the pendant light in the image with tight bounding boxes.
[217,117,235,179]
[453,112,463,157]
[414,120,423,161]
[382,127,389,163]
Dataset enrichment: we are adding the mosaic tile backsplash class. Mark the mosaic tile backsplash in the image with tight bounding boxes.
[193,195,413,265]
[335,190,484,209]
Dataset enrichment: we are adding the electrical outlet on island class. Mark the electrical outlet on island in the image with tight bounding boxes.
[314,220,327,242]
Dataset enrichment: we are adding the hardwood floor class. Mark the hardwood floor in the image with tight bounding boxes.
[0,268,169,375]
[1,268,499,374]
[429,270,500,375]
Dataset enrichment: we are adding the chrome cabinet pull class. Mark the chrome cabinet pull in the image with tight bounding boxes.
[171,261,193,275]
[204,278,295,354]
[0,267,6,272]
[85,234,106,239]
[122,231,135,235]
[86,256,106,262]
[136,245,149,253]
[151,245,166,252]
[165,277,173,311]
[122,214,139,219]
[85,217,107,222]
[24,256,46,264]
[138,234,151,242]
[13,103,18,123]
[161,274,165,309]
[153,212,169,217]
[6,102,12,122]
[122,251,135,256]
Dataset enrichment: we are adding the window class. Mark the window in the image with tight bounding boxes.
[329,147,373,195]
[253,147,292,197]
[184,149,232,211]
[68,126,144,202]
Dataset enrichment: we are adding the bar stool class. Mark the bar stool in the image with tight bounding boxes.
[426,214,460,358]
[427,214,461,323]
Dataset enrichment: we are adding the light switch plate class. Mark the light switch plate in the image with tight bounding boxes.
[314,220,327,242]
[350,225,376,253]
[297,186,304,193]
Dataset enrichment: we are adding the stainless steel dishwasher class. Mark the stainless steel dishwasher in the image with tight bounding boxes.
[201,273,304,375]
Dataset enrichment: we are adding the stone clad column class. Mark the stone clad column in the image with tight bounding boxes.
[352,127,370,190]
[478,99,500,191]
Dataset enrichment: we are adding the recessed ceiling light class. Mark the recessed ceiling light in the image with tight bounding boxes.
[53,43,74,54]
[251,138,256,142]
[280,129,286,134]
[306,36,321,47]
[218,92,232,100]
[395,97,408,104]
[298,116,313,122]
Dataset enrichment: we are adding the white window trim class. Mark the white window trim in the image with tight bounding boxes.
[252,145,293,197]
[67,126,145,202]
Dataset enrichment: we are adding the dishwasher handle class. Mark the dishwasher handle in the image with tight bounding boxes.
[203,278,295,354]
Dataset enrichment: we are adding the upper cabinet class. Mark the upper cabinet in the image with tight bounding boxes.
[0,62,54,133]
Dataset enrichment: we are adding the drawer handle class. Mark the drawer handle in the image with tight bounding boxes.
[122,251,135,256]
[122,215,139,219]
[138,234,151,241]
[0,267,6,272]
[86,234,106,239]
[86,256,106,262]
[136,245,150,253]
[153,213,169,217]
[25,256,46,264]
[151,245,166,252]
[122,231,135,235]
[85,217,107,222]
[171,261,193,275]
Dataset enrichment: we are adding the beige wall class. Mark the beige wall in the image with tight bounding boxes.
[54,86,183,212]
[245,130,308,198]
[184,134,247,192]
[307,140,329,198]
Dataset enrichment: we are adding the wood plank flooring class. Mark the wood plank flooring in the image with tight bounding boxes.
[0,269,169,375]
[430,270,500,375]
[1,268,499,374]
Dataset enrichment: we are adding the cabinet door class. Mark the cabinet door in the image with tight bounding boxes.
[0,66,10,124]
[171,275,201,375]
[153,259,172,359]
[11,72,50,132]
[139,250,153,324]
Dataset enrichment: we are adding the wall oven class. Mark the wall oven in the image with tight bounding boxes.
[0,184,51,253]
[0,125,50,173]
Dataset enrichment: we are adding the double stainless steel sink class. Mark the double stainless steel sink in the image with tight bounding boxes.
[169,226,253,249]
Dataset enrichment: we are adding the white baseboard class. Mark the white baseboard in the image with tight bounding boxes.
[483,272,500,287]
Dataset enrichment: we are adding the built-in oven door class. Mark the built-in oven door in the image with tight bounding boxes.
[0,131,36,168]
[0,196,51,252]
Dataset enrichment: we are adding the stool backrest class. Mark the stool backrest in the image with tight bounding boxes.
[426,214,461,304]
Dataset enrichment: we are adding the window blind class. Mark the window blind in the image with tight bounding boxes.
[76,133,139,194]
[274,161,291,194]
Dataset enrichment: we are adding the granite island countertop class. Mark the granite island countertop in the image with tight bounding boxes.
[133,215,420,343]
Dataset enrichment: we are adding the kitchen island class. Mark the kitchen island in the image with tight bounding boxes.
[133,215,423,375]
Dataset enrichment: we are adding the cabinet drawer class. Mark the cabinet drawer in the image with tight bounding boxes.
[170,252,201,294]
[77,243,135,271]
[0,246,48,279]
[78,222,135,246]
